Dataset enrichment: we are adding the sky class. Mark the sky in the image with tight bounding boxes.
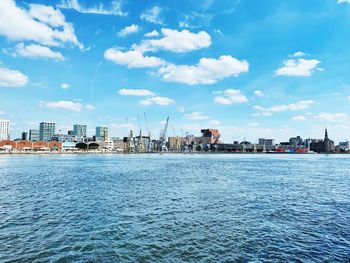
[1,0,350,143]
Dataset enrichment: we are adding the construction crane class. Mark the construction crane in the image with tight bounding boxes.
[137,114,145,152]
[159,116,169,152]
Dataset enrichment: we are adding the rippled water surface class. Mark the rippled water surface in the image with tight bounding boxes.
[0,154,349,262]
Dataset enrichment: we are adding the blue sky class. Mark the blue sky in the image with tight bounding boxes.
[1,0,350,143]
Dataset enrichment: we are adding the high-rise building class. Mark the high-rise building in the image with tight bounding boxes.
[73,124,87,142]
[29,129,40,142]
[0,120,10,140]
[21,131,28,141]
[96,126,108,141]
[39,122,56,142]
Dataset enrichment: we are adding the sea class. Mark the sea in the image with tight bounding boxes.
[0,154,349,262]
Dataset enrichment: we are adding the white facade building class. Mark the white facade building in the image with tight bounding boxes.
[0,120,10,140]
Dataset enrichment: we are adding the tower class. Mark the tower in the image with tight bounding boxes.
[324,128,330,153]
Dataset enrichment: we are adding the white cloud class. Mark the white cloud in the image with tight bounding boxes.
[140,6,164,25]
[0,66,29,87]
[254,100,314,114]
[11,43,64,60]
[207,119,221,126]
[292,116,306,121]
[40,100,82,112]
[314,112,348,123]
[85,104,95,110]
[134,28,211,53]
[118,24,140,37]
[184,112,208,120]
[60,83,70,89]
[159,55,249,85]
[214,89,248,105]
[254,90,265,97]
[0,0,82,48]
[104,48,164,68]
[58,0,126,16]
[292,51,305,57]
[139,96,175,106]
[119,88,155,96]
[275,58,321,77]
[144,30,159,37]
[338,0,350,3]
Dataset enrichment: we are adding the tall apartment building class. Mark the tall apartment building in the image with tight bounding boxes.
[39,122,56,142]
[0,120,10,140]
[29,129,40,141]
[73,124,87,142]
[96,126,108,141]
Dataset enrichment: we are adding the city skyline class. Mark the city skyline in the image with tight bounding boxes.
[1,0,350,142]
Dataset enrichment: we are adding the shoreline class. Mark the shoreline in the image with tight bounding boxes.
[0,151,347,155]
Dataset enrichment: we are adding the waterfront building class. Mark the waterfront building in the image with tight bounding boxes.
[73,124,87,142]
[0,120,10,140]
[168,136,184,151]
[289,136,303,147]
[39,122,56,142]
[310,129,335,153]
[258,138,275,146]
[21,131,28,141]
[51,134,76,143]
[338,141,349,152]
[95,126,108,141]
[200,129,221,144]
[68,130,74,136]
[29,129,40,142]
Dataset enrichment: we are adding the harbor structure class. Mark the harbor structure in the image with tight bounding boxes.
[0,120,10,141]
[39,122,56,142]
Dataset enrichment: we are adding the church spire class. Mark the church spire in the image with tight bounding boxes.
[325,128,329,140]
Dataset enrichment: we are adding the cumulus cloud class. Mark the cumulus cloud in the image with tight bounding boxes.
[140,6,164,25]
[254,100,314,115]
[254,90,265,97]
[275,58,321,77]
[159,55,249,85]
[40,100,82,112]
[118,24,140,37]
[10,43,64,60]
[0,0,82,48]
[60,83,70,89]
[144,30,159,37]
[139,96,175,106]
[338,0,350,3]
[214,89,248,105]
[313,112,348,123]
[104,48,164,68]
[0,66,29,87]
[184,112,208,120]
[58,0,126,16]
[118,88,155,96]
[292,116,306,121]
[134,28,211,53]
